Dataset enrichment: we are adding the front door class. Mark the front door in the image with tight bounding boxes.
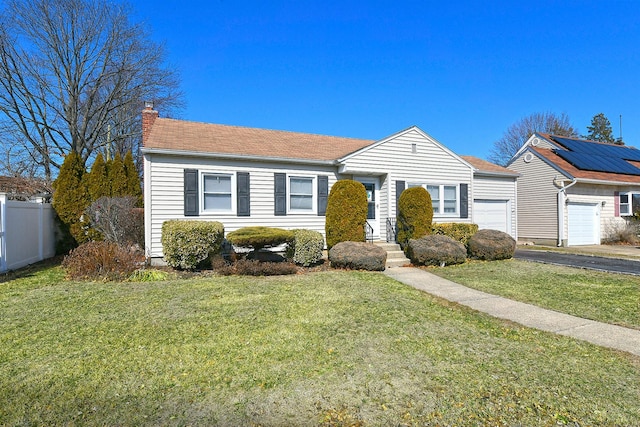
[355,177,380,239]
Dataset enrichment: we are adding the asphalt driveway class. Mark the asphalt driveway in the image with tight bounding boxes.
[515,249,640,276]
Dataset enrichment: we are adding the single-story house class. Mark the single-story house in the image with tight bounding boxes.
[141,105,518,262]
[508,133,640,246]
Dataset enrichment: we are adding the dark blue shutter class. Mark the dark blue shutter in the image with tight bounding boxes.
[460,183,468,219]
[317,175,328,216]
[237,172,250,217]
[395,180,405,216]
[274,173,286,216]
[184,169,198,216]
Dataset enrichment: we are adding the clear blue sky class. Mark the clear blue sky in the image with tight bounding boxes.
[136,1,640,160]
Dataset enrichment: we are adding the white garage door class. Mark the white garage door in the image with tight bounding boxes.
[567,203,600,246]
[474,200,510,234]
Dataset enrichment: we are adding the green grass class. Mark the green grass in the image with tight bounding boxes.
[432,259,640,330]
[1,263,639,425]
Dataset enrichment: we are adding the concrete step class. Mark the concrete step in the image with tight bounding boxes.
[374,241,410,268]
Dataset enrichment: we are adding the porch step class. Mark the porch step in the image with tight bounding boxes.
[373,241,411,268]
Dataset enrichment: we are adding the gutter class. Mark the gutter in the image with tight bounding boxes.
[556,177,578,247]
[140,147,338,167]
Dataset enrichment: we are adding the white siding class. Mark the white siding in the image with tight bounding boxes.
[509,152,564,241]
[472,175,517,238]
[341,128,474,224]
[145,154,338,258]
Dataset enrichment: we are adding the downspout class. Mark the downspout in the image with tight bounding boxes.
[556,177,578,246]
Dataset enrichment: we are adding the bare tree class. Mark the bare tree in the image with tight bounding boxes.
[488,112,578,166]
[0,0,182,180]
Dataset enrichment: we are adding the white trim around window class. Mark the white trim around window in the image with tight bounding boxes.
[201,171,236,214]
[620,191,640,216]
[288,175,316,214]
[408,183,459,216]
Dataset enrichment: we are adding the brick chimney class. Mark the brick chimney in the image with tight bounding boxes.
[142,101,158,146]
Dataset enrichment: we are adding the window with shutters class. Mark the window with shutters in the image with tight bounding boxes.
[289,176,315,213]
[408,183,459,216]
[202,173,234,213]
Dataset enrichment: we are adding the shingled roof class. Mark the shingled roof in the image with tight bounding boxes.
[460,156,519,176]
[145,118,375,162]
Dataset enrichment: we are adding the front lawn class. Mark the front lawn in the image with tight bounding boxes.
[431,259,640,330]
[1,263,639,425]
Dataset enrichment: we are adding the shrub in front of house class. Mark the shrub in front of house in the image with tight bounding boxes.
[325,180,368,249]
[52,151,91,250]
[226,226,294,251]
[406,234,466,266]
[87,196,144,247]
[288,229,325,266]
[62,241,144,281]
[432,222,479,245]
[214,258,298,276]
[467,229,516,261]
[161,220,224,270]
[397,186,433,249]
[328,241,386,271]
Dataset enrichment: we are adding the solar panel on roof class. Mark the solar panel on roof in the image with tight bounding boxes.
[555,150,640,175]
[551,136,640,161]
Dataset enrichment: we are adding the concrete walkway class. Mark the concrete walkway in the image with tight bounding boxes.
[384,267,640,357]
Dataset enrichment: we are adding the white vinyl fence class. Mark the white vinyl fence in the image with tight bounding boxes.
[0,193,56,272]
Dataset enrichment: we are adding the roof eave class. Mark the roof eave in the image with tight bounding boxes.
[474,170,520,178]
[574,177,640,186]
[141,147,338,166]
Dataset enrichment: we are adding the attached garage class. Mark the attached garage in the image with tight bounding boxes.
[474,200,511,233]
[567,202,600,245]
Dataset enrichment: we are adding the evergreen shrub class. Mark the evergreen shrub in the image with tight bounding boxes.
[328,241,386,271]
[432,222,479,245]
[52,151,90,249]
[406,234,467,266]
[226,226,294,250]
[467,229,516,261]
[161,220,224,270]
[289,229,325,266]
[325,180,368,249]
[397,186,433,248]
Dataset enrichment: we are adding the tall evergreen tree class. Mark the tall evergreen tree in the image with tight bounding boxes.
[585,113,617,144]
[123,151,143,206]
[86,153,110,202]
[52,152,89,247]
[108,153,128,197]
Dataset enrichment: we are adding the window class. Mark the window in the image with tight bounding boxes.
[443,185,457,213]
[409,183,458,215]
[620,192,640,216]
[203,173,232,212]
[426,185,440,213]
[620,193,630,215]
[289,176,313,212]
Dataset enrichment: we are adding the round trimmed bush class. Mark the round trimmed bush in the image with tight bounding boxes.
[161,220,225,270]
[406,234,466,266]
[397,186,433,248]
[290,229,325,266]
[328,241,386,271]
[467,229,516,260]
[325,180,368,249]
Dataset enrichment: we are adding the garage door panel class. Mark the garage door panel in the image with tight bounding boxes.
[474,200,509,233]
[568,203,599,246]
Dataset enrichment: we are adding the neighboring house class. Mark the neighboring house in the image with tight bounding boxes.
[141,105,517,261]
[508,133,640,246]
